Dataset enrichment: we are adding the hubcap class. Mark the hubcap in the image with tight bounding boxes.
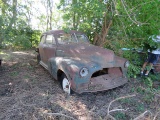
[62,78,70,94]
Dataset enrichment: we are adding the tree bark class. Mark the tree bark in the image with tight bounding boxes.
[93,18,112,47]
[49,0,53,30]
[93,2,113,47]
[7,0,17,30]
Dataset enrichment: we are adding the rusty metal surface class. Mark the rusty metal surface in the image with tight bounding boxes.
[38,30,129,93]
[77,68,127,93]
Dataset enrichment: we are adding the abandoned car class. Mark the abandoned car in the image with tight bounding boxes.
[37,30,129,94]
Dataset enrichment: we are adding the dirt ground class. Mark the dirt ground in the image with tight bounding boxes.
[0,50,160,120]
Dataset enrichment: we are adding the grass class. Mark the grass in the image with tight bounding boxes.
[135,103,145,112]
[10,71,19,77]
[114,112,128,120]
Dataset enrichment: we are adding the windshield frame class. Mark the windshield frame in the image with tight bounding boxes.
[55,32,90,44]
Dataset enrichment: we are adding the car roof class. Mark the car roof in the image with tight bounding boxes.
[42,30,83,35]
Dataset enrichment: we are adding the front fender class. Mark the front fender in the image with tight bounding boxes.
[48,57,101,92]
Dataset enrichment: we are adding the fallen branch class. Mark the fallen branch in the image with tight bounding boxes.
[107,94,136,115]
[153,111,160,120]
[109,108,129,113]
[105,94,136,119]
[134,110,152,120]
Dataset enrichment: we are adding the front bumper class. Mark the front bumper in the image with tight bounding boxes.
[77,74,128,93]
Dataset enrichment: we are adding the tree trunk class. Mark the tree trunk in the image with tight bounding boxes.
[49,0,53,30]
[7,0,17,30]
[93,2,113,47]
[93,19,112,47]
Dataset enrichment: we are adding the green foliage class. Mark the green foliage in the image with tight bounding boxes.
[59,0,160,78]
[114,112,127,120]
[136,86,154,104]
[142,92,154,103]
[149,73,160,81]
[136,87,145,94]
[125,62,141,78]
[119,98,132,105]
[144,78,153,88]
[59,0,108,39]
[140,73,160,88]
[10,71,19,77]
[144,35,160,52]
[135,103,145,112]
[0,0,41,49]
[1,26,41,49]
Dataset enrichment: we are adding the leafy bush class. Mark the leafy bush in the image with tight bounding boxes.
[127,63,141,78]
[122,50,147,78]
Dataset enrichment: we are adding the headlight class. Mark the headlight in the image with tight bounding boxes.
[79,67,89,77]
[124,61,129,68]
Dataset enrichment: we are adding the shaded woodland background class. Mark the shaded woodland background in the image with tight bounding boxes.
[0,0,159,49]
[0,1,160,120]
[1,0,160,78]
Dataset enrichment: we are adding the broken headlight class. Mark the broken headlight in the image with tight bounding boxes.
[79,67,89,77]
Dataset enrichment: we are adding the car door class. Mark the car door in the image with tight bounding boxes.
[43,34,57,64]
[38,35,46,64]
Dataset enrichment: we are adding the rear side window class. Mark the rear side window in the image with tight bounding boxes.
[52,36,56,44]
[46,35,53,44]
[40,36,45,43]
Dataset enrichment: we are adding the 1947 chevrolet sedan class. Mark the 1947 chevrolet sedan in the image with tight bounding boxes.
[37,30,129,94]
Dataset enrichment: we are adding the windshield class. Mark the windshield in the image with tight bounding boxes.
[56,33,89,44]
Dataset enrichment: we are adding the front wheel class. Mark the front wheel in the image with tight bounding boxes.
[61,74,73,94]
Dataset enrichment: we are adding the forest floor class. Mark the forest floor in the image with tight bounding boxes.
[0,50,160,120]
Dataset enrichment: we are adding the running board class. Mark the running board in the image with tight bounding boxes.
[40,61,48,70]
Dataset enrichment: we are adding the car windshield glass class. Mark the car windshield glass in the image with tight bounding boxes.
[56,33,76,44]
[56,33,89,44]
[74,33,89,43]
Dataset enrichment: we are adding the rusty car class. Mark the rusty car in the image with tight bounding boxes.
[37,30,129,94]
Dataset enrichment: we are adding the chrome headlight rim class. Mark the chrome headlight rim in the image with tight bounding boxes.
[79,67,89,77]
[124,61,129,68]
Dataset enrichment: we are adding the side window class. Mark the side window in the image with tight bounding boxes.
[46,35,53,44]
[57,33,74,44]
[40,36,45,43]
[52,36,56,44]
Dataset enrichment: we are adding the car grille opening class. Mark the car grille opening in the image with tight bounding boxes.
[91,68,108,78]
[91,67,123,78]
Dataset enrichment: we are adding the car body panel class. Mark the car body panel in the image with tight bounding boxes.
[38,30,129,93]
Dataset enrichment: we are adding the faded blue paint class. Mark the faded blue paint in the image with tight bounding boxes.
[49,57,102,85]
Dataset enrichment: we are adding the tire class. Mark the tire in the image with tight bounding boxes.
[61,74,73,94]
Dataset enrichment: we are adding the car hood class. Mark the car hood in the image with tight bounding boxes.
[57,43,115,66]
